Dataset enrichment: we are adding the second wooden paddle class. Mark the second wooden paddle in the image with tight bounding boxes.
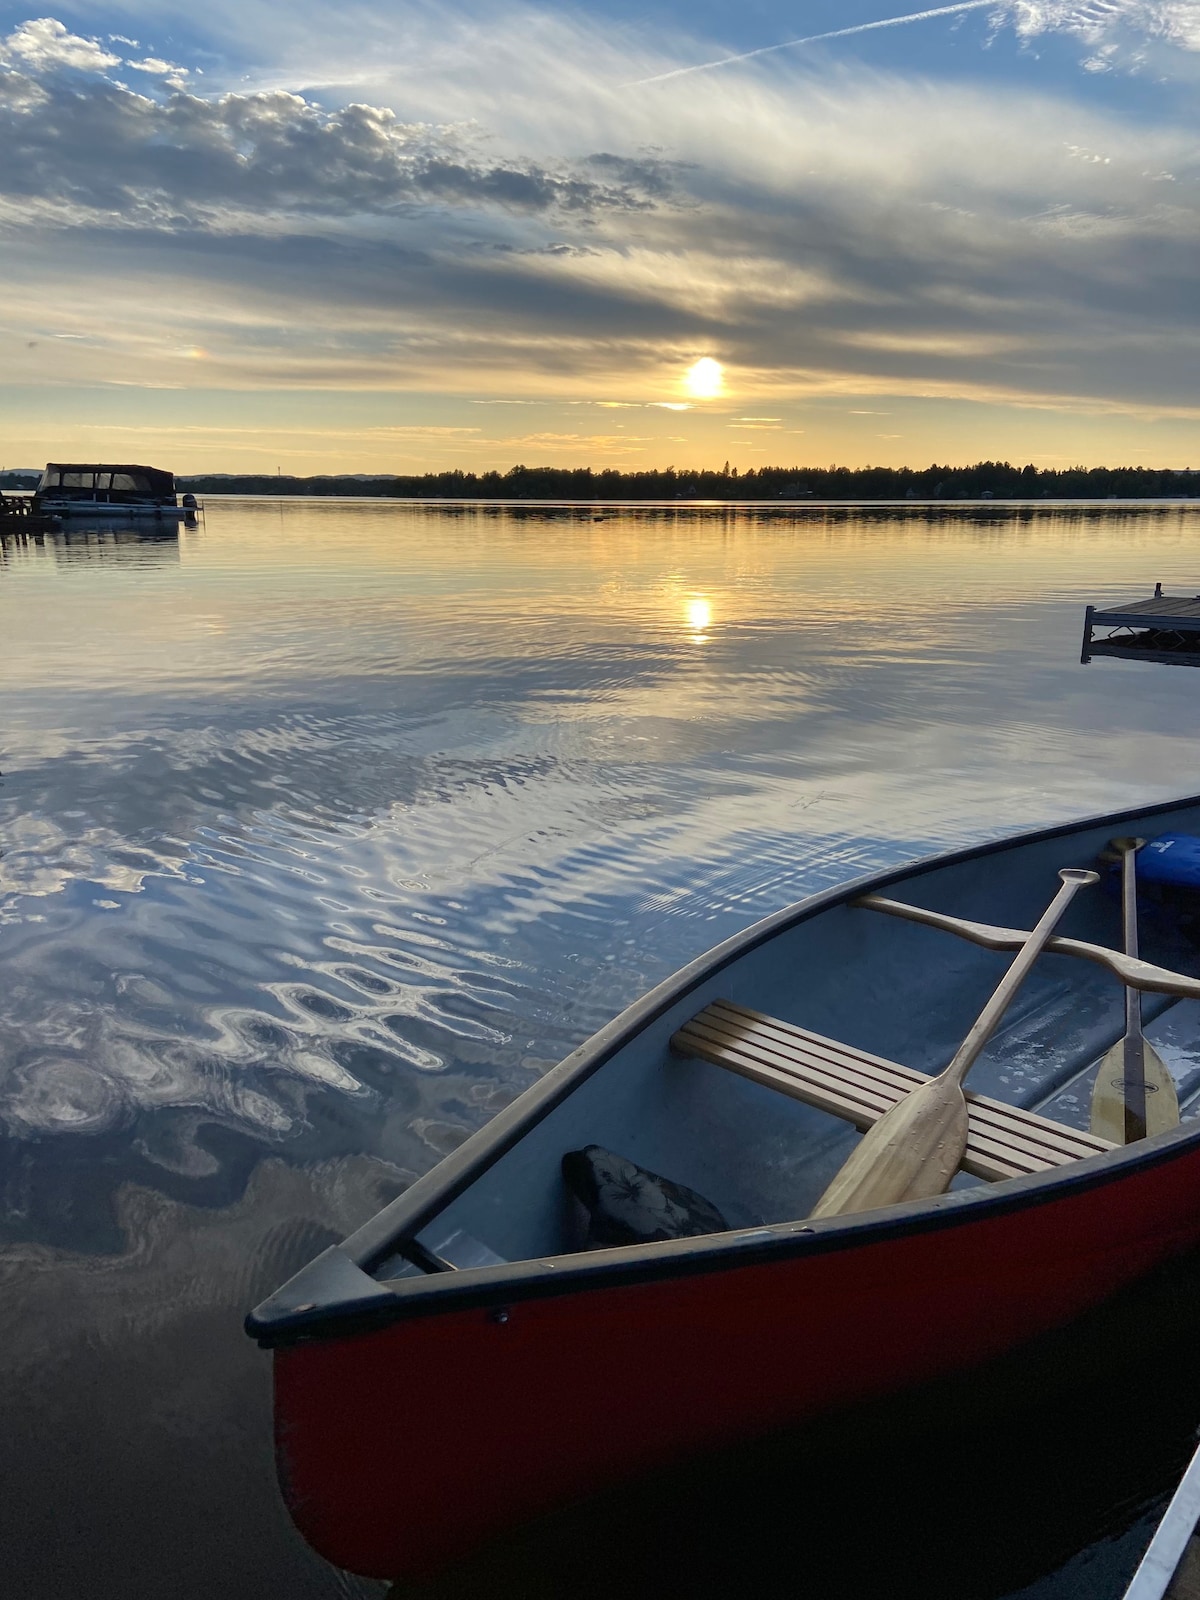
[811,866,1099,1219]
[1089,837,1180,1144]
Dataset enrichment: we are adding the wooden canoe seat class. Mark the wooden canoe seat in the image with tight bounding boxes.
[670,999,1115,1182]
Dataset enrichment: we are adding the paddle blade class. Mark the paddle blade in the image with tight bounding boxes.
[810,1076,969,1220]
[1088,1039,1180,1144]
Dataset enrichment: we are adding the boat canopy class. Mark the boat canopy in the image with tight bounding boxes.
[38,463,176,497]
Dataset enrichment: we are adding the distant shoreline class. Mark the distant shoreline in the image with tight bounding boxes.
[188,493,1200,510]
[5,462,1197,502]
[174,462,1200,503]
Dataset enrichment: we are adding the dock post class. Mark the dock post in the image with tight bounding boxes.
[1081,604,1095,665]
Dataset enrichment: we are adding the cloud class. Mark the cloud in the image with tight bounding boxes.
[125,55,190,88]
[1003,2,1200,52]
[0,54,676,229]
[2,16,120,71]
[126,56,181,74]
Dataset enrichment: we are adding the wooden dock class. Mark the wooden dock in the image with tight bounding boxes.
[1082,587,1200,668]
[0,493,61,538]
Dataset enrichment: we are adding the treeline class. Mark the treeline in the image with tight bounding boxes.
[182,460,1200,500]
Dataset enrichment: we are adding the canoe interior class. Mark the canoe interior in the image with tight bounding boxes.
[391,799,1200,1275]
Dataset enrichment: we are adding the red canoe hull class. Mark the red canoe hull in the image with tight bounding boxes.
[274,1134,1200,1580]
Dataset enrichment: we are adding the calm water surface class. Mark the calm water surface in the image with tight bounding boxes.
[3,499,1200,1597]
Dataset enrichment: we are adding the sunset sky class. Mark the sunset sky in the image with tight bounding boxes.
[1,2,1198,474]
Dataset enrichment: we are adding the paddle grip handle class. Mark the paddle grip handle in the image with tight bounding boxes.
[943,868,1099,1089]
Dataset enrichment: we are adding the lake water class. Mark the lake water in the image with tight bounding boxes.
[3,498,1200,1598]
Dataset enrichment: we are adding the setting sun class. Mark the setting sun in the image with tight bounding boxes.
[684,357,724,399]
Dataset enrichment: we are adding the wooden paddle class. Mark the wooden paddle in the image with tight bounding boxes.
[810,866,1099,1220]
[1089,837,1180,1145]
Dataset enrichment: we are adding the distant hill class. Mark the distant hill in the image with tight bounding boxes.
[0,470,40,490]
[177,462,1200,501]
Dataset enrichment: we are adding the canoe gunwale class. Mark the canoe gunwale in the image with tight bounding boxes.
[246,789,1200,1349]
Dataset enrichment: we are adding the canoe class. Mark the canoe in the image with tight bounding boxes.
[247,792,1200,1582]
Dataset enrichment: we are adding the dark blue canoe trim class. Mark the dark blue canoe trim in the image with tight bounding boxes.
[247,790,1200,1348]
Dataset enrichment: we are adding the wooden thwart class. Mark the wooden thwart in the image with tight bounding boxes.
[854,893,1200,1000]
[671,999,1114,1183]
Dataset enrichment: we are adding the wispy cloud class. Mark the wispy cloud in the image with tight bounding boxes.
[620,0,1200,90]
[628,2,996,87]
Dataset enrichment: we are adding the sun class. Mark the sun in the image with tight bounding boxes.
[683,357,724,399]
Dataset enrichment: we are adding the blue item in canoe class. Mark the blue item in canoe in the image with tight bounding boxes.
[1140,836,1200,893]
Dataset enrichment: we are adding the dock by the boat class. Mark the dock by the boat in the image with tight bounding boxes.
[1082,588,1200,667]
[0,492,60,536]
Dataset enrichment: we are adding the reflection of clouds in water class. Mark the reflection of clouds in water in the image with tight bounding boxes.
[0,1156,392,1597]
[0,824,558,1239]
[3,1056,132,1135]
[0,809,187,903]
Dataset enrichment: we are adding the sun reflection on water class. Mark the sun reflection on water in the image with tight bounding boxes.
[686,595,712,637]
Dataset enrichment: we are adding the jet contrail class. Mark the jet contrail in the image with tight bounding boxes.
[627,1,998,86]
